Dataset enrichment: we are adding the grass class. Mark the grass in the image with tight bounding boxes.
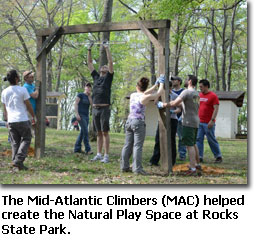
[0,128,247,184]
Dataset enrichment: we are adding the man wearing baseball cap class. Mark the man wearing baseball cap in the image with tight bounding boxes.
[23,71,38,115]
[171,76,187,161]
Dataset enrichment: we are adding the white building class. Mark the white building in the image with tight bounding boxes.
[143,91,245,139]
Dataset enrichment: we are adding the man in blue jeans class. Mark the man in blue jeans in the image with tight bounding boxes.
[171,76,187,161]
[197,79,222,163]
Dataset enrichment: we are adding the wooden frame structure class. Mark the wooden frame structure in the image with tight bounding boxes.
[35,19,172,174]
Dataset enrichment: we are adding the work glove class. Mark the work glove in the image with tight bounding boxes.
[158,74,165,84]
[102,41,109,48]
[157,101,164,109]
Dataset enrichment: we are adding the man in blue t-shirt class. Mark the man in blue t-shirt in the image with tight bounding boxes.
[171,76,187,161]
[23,71,38,114]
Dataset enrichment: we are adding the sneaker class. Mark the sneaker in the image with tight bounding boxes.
[91,154,102,161]
[134,170,149,175]
[184,169,198,176]
[199,157,204,163]
[101,155,109,163]
[179,157,185,161]
[214,156,223,163]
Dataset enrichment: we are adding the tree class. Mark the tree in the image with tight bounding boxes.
[99,0,113,67]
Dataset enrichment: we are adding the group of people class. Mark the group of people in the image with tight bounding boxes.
[1,42,222,176]
[73,42,222,176]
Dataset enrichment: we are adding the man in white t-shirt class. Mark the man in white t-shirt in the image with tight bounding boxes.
[1,69,35,170]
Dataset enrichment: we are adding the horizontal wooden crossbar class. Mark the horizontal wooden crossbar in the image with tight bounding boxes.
[36,20,170,36]
[36,27,64,59]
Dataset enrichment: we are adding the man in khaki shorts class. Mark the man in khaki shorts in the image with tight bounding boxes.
[159,75,201,176]
[87,42,114,163]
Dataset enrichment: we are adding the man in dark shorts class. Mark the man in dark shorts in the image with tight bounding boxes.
[87,42,114,163]
[159,75,201,176]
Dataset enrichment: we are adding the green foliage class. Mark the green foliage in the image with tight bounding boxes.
[0,0,247,130]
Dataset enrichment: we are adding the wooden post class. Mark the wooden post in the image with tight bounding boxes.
[158,28,172,174]
[57,98,61,130]
[35,36,47,158]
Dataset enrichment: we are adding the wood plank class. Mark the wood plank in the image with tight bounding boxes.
[137,21,162,50]
[158,28,172,174]
[36,27,64,59]
[35,36,47,159]
[36,20,170,36]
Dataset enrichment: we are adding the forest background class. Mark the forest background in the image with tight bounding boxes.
[0,0,247,133]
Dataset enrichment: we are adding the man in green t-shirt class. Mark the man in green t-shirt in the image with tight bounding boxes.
[157,75,201,176]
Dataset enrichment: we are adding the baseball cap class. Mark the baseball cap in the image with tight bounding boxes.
[23,70,34,79]
[170,76,182,84]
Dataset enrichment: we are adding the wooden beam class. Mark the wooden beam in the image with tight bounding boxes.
[36,27,64,59]
[158,28,172,174]
[149,29,158,40]
[137,21,162,50]
[35,36,47,159]
[36,20,170,36]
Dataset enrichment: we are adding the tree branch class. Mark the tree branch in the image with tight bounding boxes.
[118,0,140,18]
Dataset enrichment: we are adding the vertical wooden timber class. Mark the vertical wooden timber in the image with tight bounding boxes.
[158,28,172,174]
[35,36,47,158]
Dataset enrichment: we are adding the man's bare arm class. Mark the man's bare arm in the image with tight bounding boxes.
[208,104,219,128]
[163,96,183,108]
[30,90,39,99]
[24,99,35,118]
[3,104,7,121]
[104,45,114,74]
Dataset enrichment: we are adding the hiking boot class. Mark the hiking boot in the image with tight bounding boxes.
[86,151,94,155]
[148,162,159,166]
[196,164,202,171]
[184,169,198,176]
[195,165,202,176]
[74,150,82,154]
[91,154,102,161]
[134,170,149,176]
[101,155,109,163]
[13,162,28,171]
[121,167,132,173]
[179,157,186,161]
[199,157,204,163]
[214,156,223,163]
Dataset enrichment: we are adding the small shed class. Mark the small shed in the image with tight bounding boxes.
[143,91,245,139]
[46,91,66,130]
[214,91,245,138]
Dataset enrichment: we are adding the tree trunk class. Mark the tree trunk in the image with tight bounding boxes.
[211,10,220,90]
[227,4,237,91]
[99,0,113,68]
[221,9,228,91]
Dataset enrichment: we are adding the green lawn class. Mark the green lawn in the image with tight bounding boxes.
[0,128,247,184]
